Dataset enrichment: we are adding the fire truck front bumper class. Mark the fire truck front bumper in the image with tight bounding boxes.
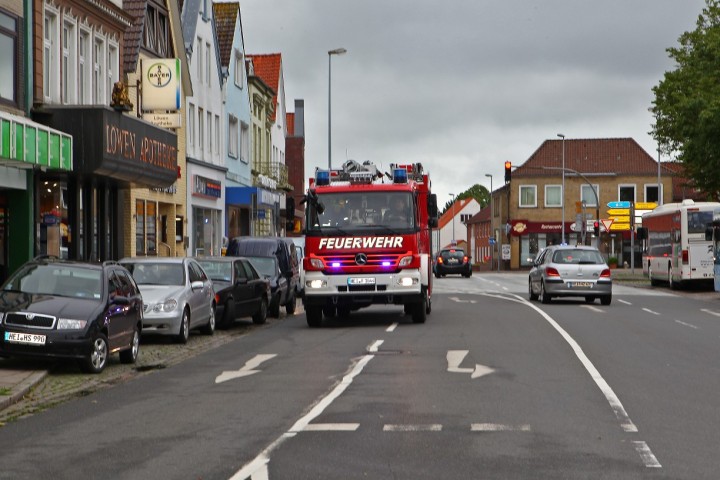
[302,270,424,308]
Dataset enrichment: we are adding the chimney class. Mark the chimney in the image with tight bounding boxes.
[294,99,304,137]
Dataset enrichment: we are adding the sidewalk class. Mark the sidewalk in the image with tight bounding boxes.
[0,359,50,412]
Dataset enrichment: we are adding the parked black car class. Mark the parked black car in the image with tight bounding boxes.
[0,256,143,373]
[434,248,472,278]
[226,237,299,317]
[196,256,271,327]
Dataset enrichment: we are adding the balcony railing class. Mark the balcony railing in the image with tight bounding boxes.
[252,160,293,192]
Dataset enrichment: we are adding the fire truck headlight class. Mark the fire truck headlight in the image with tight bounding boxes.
[397,277,418,287]
[309,258,325,269]
[399,255,413,267]
[307,279,327,289]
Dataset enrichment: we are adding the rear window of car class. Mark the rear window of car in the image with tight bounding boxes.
[551,249,605,265]
[441,249,465,259]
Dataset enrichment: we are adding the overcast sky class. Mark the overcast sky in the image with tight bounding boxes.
[239,1,707,205]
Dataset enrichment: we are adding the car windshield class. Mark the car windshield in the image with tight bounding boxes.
[442,249,465,259]
[551,249,605,265]
[123,263,185,286]
[197,261,232,282]
[307,191,415,233]
[3,264,102,299]
[246,257,278,278]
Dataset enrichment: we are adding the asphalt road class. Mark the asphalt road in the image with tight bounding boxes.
[0,273,719,479]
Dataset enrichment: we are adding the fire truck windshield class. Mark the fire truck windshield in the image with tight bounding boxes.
[307,192,415,233]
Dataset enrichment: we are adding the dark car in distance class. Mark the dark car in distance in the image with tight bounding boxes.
[0,256,143,373]
[434,248,472,278]
[226,237,300,317]
[196,257,271,327]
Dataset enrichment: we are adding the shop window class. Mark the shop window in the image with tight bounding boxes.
[136,200,145,254]
[136,200,157,255]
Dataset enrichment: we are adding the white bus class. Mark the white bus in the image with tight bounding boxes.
[640,199,719,289]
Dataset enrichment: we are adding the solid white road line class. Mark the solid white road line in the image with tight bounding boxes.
[368,340,384,353]
[383,424,443,432]
[642,308,661,315]
[617,299,632,305]
[511,293,639,433]
[675,320,698,329]
[580,305,603,313]
[633,441,662,468]
[386,322,399,332]
[471,423,531,432]
[700,308,720,317]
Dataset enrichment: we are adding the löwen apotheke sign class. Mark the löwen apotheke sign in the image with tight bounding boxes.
[42,107,178,187]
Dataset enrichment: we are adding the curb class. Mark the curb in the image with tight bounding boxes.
[0,370,49,412]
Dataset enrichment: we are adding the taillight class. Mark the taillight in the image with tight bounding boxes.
[437,257,444,264]
[682,250,689,264]
[215,293,221,303]
[600,269,611,278]
[463,256,469,263]
[545,267,561,277]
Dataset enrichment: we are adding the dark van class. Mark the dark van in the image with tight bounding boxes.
[226,237,299,317]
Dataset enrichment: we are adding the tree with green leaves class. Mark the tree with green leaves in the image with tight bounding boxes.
[442,184,490,214]
[651,0,720,199]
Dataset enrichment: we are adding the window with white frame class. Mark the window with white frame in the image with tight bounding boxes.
[0,8,18,104]
[143,2,169,57]
[545,185,562,207]
[93,35,106,104]
[196,37,202,84]
[214,114,220,155]
[234,49,243,88]
[206,110,212,153]
[519,185,537,207]
[107,42,119,102]
[78,29,90,103]
[581,184,599,207]
[43,7,60,102]
[645,184,661,203]
[228,115,239,158]
[205,42,211,85]
[240,121,249,163]
[198,107,204,151]
[618,185,635,203]
[188,103,195,148]
[62,19,76,104]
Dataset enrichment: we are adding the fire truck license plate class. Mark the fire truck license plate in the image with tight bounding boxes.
[348,277,376,285]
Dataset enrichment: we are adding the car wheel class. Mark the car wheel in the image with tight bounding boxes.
[434,271,440,278]
[306,306,323,328]
[80,332,109,373]
[119,326,140,364]
[252,298,268,325]
[600,295,612,306]
[529,279,539,301]
[540,281,552,304]
[221,300,235,328]
[269,295,281,318]
[200,304,216,335]
[323,305,337,318]
[285,292,296,315]
[176,308,190,344]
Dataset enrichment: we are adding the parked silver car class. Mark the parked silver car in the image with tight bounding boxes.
[120,257,216,343]
[528,245,612,305]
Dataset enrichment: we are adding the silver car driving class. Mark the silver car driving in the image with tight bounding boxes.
[120,257,216,343]
[528,245,612,305]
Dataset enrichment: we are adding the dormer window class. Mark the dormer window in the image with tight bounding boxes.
[143,1,170,57]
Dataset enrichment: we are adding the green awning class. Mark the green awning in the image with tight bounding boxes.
[0,111,72,170]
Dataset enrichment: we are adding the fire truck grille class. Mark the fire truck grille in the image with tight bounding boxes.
[321,253,405,270]
[338,285,388,293]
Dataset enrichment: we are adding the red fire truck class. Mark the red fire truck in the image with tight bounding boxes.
[301,160,438,327]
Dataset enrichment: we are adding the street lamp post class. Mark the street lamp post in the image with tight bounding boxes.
[327,48,347,170]
[485,174,494,271]
[557,133,566,244]
[450,193,456,246]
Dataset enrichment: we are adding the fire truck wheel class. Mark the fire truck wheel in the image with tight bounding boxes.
[412,296,427,324]
[323,306,337,318]
[404,304,412,314]
[337,306,351,317]
[306,306,323,327]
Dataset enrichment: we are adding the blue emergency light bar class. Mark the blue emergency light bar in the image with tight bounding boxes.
[392,168,408,184]
[316,170,331,186]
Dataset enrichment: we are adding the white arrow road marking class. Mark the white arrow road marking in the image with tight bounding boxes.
[447,350,495,379]
[633,441,662,468]
[215,354,277,384]
[701,308,720,317]
[449,296,477,304]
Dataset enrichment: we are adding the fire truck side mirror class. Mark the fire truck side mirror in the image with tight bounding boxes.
[428,194,439,228]
[636,226,648,240]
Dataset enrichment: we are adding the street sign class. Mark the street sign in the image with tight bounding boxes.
[608,215,631,223]
[601,219,614,231]
[489,238,496,245]
[609,222,631,231]
[607,201,631,209]
[606,208,630,216]
[635,202,657,210]
[501,244,511,260]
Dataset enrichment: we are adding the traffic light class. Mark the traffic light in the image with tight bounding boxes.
[504,161,512,183]
[593,221,600,236]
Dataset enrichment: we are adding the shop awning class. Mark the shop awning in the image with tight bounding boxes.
[0,110,72,171]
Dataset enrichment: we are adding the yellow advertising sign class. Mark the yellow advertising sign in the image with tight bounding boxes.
[634,202,657,210]
[606,208,630,216]
[609,222,631,231]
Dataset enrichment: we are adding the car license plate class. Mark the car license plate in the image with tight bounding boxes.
[348,277,376,285]
[568,282,593,288]
[4,331,46,346]
[448,258,459,264]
